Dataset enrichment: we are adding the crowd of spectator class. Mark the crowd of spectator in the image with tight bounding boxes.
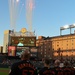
[0,55,75,75]
[0,57,75,68]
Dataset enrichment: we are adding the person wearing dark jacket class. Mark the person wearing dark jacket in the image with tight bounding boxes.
[38,58,55,75]
[9,50,37,75]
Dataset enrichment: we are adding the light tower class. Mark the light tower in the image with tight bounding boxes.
[60,24,75,35]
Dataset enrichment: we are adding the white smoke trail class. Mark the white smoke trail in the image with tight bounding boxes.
[26,0,34,32]
[8,0,19,31]
[19,3,24,18]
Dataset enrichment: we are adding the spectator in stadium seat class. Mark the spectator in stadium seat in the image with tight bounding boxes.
[54,59,60,68]
[38,58,55,75]
[9,50,37,75]
[63,61,74,75]
[54,59,64,75]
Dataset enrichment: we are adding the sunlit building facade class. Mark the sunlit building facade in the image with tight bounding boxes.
[0,46,3,53]
[3,30,11,53]
[36,34,75,59]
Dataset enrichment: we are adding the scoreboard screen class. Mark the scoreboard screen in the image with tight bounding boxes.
[11,36,36,47]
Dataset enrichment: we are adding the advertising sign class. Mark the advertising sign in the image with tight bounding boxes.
[8,46,16,56]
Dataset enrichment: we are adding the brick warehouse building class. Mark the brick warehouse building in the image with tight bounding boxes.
[36,34,75,60]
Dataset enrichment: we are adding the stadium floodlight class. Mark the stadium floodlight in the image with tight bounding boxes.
[70,24,75,28]
[60,24,75,35]
[73,23,75,26]
[60,25,69,30]
[63,25,69,29]
[60,27,65,30]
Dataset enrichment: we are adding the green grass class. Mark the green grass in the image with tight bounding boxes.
[0,68,9,70]
[0,68,9,75]
[0,72,8,75]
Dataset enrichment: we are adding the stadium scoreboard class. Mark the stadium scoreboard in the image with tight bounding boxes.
[10,36,36,47]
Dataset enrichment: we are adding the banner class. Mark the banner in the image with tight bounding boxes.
[8,46,16,56]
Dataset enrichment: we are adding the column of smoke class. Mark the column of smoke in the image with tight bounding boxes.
[26,0,34,32]
[9,0,19,32]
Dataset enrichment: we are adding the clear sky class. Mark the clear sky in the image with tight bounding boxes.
[0,0,75,46]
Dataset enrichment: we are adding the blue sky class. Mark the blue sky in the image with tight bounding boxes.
[0,0,75,46]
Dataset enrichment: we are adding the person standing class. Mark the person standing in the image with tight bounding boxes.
[38,58,55,75]
[9,50,37,75]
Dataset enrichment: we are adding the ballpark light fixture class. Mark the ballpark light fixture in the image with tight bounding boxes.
[73,23,75,26]
[60,23,75,35]
[63,25,69,29]
[60,25,70,30]
[70,24,75,28]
